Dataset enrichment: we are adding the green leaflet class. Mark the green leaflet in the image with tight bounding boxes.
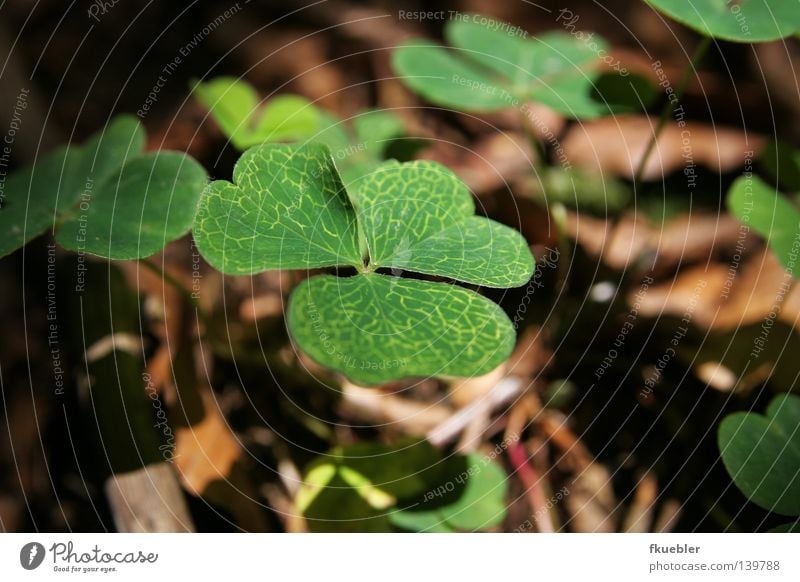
[356,160,533,287]
[646,0,800,42]
[57,152,208,260]
[0,115,208,260]
[193,142,363,274]
[392,15,641,118]
[297,440,508,532]
[727,175,800,276]
[718,393,800,516]
[286,274,515,386]
[193,77,322,149]
[0,116,143,258]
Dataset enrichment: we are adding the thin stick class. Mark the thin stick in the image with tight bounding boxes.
[633,36,713,185]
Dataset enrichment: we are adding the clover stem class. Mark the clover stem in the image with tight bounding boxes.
[139,258,209,322]
[633,36,713,186]
[550,202,571,296]
[517,106,548,167]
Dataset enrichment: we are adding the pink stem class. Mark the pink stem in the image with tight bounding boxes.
[508,441,555,533]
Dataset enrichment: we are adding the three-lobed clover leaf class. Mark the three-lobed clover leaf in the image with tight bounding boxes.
[727,175,800,277]
[392,14,649,118]
[0,115,208,260]
[193,142,534,385]
[646,0,800,43]
[718,393,800,530]
[296,439,508,532]
[193,77,322,149]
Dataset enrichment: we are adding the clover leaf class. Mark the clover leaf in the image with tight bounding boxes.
[718,393,800,519]
[193,77,322,149]
[194,77,408,186]
[193,143,533,385]
[392,14,642,118]
[389,452,508,532]
[646,0,800,43]
[0,115,208,260]
[727,175,800,277]
[316,109,406,187]
[296,440,508,532]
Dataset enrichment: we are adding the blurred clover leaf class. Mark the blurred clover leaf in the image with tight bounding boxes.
[193,142,533,385]
[194,77,409,187]
[718,393,800,531]
[645,0,800,42]
[315,109,406,187]
[296,439,508,532]
[392,14,652,118]
[193,77,322,149]
[727,175,800,277]
[0,115,208,260]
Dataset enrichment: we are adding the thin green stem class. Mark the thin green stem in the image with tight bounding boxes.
[634,36,713,185]
[518,107,548,166]
[517,107,571,296]
[139,258,208,322]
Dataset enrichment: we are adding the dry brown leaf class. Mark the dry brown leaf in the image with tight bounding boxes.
[448,364,507,409]
[562,115,765,181]
[422,132,534,195]
[339,381,453,435]
[567,210,751,271]
[174,387,242,496]
[622,472,658,533]
[632,250,800,332]
[564,462,617,533]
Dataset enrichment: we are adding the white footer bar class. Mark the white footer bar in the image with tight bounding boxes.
[1,533,797,580]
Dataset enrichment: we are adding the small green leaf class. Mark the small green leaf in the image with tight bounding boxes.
[56,152,208,260]
[531,167,632,214]
[194,143,362,274]
[392,39,513,112]
[718,393,800,516]
[0,116,144,258]
[727,175,800,276]
[316,109,408,187]
[297,440,508,532]
[353,109,405,154]
[356,160,533,287]
[194,77,322,149]
[287,273,515,385]
[393,16,622,118]
[646,0,800,42]
[296,439,442,532]
[391,453,508,531]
